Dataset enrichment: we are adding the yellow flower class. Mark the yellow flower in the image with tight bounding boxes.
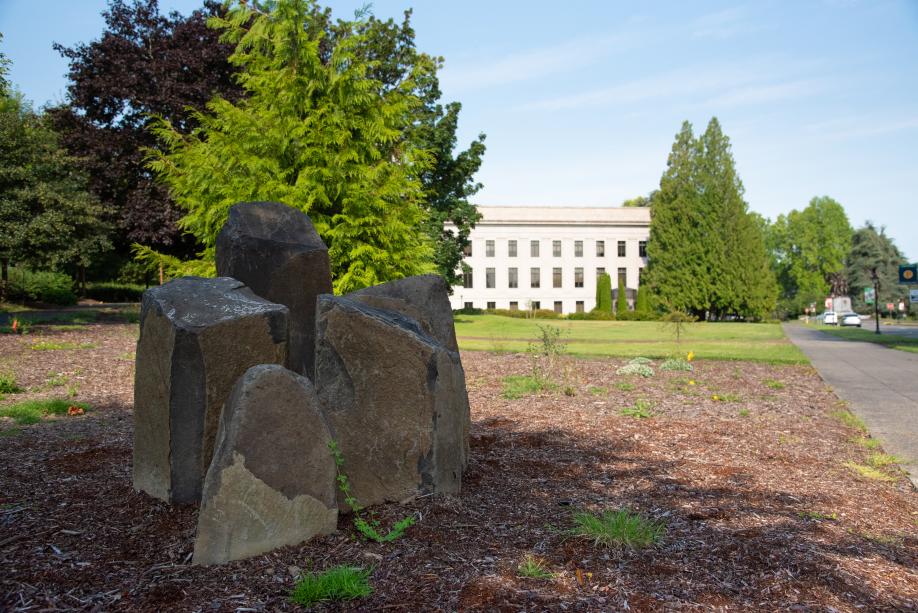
[712,394,720,400]
[687,351,695,362]
[688,380,695,385]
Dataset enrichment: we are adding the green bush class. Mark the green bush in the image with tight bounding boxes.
[616,278,629,314]
[454,306,484,315]
[85,282,146,303]
[5,268,76,305]
[595,273,612,313]
[616,310,656,321]
[566,310,615,321]
[486,308,561,319]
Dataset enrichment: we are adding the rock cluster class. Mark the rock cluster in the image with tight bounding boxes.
[132,202,470,566]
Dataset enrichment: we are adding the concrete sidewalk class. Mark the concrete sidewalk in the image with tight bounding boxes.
[783,323,918,487]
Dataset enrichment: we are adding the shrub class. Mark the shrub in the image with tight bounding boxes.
[660,358,693,371]
[616,310,656,321]
[616,363,654,377]
[595,273,612,313]
[85,282,145,303]
[628,357,653,365]
[517,555,554,579]
[616,278,628,314]
[570,509,665,548]
[566,310,615,321]
[5,268,76,305]
[0,373,22,394]
[454,306,483,316]
[486,308,561,320]
[289,565,373,607]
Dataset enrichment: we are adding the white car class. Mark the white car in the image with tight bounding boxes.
[821,311,838,325]
[839,312,862,327]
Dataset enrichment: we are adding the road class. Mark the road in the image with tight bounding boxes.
[783,323,918,488]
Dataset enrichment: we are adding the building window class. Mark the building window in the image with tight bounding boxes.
[553,240,561,257]
[554,301,562,314]
[639,240,647,258]
[574,267,584,288]
[508,240,517,257]
[617,240,626,257]
[487,301,495,309]
[486,267,495,288]
[462,270,473,288]
[553,267,562,288]
[530,267,540,288]
[508,267,518,288]
[574,240,583,257]
[596,267,605,277]
[464,301,473,310]
[463,242,472,257]
[509,301,518,311]
[486,240,495,257]
[618,267,627,286]
[576,301,584,313]
[532,301,541,310]
[596,240,605,257]
[531,240,539,257]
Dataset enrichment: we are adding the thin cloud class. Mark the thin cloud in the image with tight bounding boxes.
[807,115,918,140]
[702,79,829,108]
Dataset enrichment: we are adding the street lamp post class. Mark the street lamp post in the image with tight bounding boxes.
[870,267,881,335]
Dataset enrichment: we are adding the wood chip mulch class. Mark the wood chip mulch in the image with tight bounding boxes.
[1,323,916,612]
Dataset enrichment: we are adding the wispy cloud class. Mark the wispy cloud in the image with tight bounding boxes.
[806,115,918,140]
[439,30,645,93]
[701,78,830,108]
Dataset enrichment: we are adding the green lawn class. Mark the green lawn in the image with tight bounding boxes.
[454,315,807,364]
[811,325,918,354]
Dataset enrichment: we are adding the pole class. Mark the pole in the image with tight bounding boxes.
[873,279,880,335]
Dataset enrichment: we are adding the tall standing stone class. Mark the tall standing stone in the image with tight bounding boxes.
[133,277,288,505]
[216,201,332,380]
[315,296,470,509]
[193,365,338,566]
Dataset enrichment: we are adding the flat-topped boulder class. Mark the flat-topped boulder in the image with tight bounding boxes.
[193,364,338,566]
[315,296,470,509]
[216,201,332,380]
[347,274,459,353]
[133,277,288,504]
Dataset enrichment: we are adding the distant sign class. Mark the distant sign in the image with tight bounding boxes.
[887,303,895,311]
[824,298,832,309]
[910,289,918,303]
[900,264,918,284]
[864,287,875,305]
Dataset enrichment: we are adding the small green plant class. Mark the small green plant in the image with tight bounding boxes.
[764,379,785,390]
[563,385,576,397]
[853,436,882,450]
[616,363,654,377]
[43,373,70,389]
[0,373,22,394]
[502,375,555,399]
[0,317,32,334]
[328,441,415,543]
[798,510,838,521]
[30,341,97,351]
[628,357,653,365]
[588,386,607,396]
[615,382,635,392]
[0,428,22,437]
[570,509,664,549]
[844,461,895,482]
[659,310,696,345]
[0,399,89,425]
[289,565,373,607]
[710,392,741,403]
[738,408,750,417]
[832,410,867,433]
[660,358,693,372]
[620,399,653,419]
[118,352,136,361]
[517,555,554,579]
[866,453,902,469]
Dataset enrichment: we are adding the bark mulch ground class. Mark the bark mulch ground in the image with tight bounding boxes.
[1,323,916,611]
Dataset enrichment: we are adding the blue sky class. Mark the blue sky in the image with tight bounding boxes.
[2,0,917,259]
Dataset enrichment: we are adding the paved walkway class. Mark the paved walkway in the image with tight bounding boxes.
[783,323,918,487]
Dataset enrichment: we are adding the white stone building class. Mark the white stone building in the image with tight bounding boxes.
[447,206,651,314]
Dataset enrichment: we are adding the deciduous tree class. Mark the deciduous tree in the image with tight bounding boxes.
[845,222,906,311]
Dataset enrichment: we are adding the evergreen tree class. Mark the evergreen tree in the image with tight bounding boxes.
[616,278,629,313]
[643,121,710,317]
[634,285,651,317]
[845,222,906,311]
[595,273,612,313]
[148,0,435,293]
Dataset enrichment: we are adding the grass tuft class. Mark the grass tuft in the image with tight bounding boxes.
[798,510,838,521]
[588,385,607,396]
[570,509,665,549]
[516,555,554,579]
[764,379,785,390]
[844,461,895,482]
[30,341,97,351]
[289,565,372,607]
[738,408,750,417]
[501,375,555,399]
[620,399,654,419]
[0,373,22,394]
[0,399,89,425]
[831,410,867,433]
[614,382,635,392]
[852,436,882,450]
[866,453,902,469]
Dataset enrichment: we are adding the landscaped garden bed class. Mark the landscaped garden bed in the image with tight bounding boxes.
[1,322,916,611]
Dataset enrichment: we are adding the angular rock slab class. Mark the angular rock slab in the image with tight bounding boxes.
[315,296,470,509]
[347,274,459,353]
[216,201,332,380]
[193,364,337,566]
[133,277,288,505]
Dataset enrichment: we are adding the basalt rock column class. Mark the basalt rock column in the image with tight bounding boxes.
[132,277,288,504]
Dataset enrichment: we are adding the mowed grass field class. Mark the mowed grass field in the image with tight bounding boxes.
[809,324,918,354]
[454,315,808,364]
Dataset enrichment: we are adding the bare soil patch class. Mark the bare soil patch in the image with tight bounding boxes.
[1,324,916,611]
